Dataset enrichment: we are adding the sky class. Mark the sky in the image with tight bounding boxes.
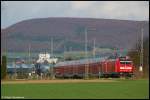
[1,1,149,29]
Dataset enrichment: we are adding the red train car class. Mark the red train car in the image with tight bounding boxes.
[54,56,134,78]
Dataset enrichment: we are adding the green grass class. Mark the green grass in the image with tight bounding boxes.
[1,79,149,99]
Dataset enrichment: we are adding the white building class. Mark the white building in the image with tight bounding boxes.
[37,53,58,64]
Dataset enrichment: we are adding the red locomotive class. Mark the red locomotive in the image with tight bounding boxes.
[54,56,134,78]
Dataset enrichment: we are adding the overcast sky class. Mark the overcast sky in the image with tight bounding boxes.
[1,1,149,29]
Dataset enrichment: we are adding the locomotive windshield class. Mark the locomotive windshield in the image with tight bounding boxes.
[120,61,132,64]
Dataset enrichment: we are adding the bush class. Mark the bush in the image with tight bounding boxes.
[1,55,7,79]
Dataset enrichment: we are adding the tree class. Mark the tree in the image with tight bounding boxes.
[128,37,149,78]
[1,55,7,79]
[143,38,149,77]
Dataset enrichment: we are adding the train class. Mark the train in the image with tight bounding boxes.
[54,56,135,78]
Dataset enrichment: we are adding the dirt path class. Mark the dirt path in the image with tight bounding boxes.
[1,79,117,84]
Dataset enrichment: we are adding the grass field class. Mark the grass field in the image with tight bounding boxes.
[1,79,149,99]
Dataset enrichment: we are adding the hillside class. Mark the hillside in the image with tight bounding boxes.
[1,17,149,53]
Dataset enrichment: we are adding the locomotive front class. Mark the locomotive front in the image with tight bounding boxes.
[115,56,134,77]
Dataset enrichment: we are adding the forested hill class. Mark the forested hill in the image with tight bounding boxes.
[1,17,149,53]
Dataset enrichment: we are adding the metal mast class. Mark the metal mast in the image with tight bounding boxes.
[64,45,66,60]
[85,28,87,59]
[51,37,54,79]
[28,43,31,64]
[93,38,96,58]
[51,37,53,57]
[4,31,7,56]
[85,28,88,79]
[84,28,96,79]
[13,60,17,79]
[139,28,143,72]
[70,47,72,52]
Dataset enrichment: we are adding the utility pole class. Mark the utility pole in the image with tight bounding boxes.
[5,32,8,79]
[93,38,96,58]
[85,28,89,79]
[50,37,55,79]
[114,48,117,58]
[85,28,87,60]
[51,37,53,57]
[69,47,72,53]
[64,45,66,61]
[139,28,143,72]
[13,60,17,79]
[28,43,31,64]
[84,28,96,79]
[120,48,123,57]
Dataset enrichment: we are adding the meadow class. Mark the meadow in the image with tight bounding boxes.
[1,79,149,99]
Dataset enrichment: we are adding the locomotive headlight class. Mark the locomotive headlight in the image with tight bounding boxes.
[120,66,132,69]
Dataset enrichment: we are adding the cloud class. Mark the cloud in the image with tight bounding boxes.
[1,1,149,28]
[70,1,96,10]
[68,1,149,20]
